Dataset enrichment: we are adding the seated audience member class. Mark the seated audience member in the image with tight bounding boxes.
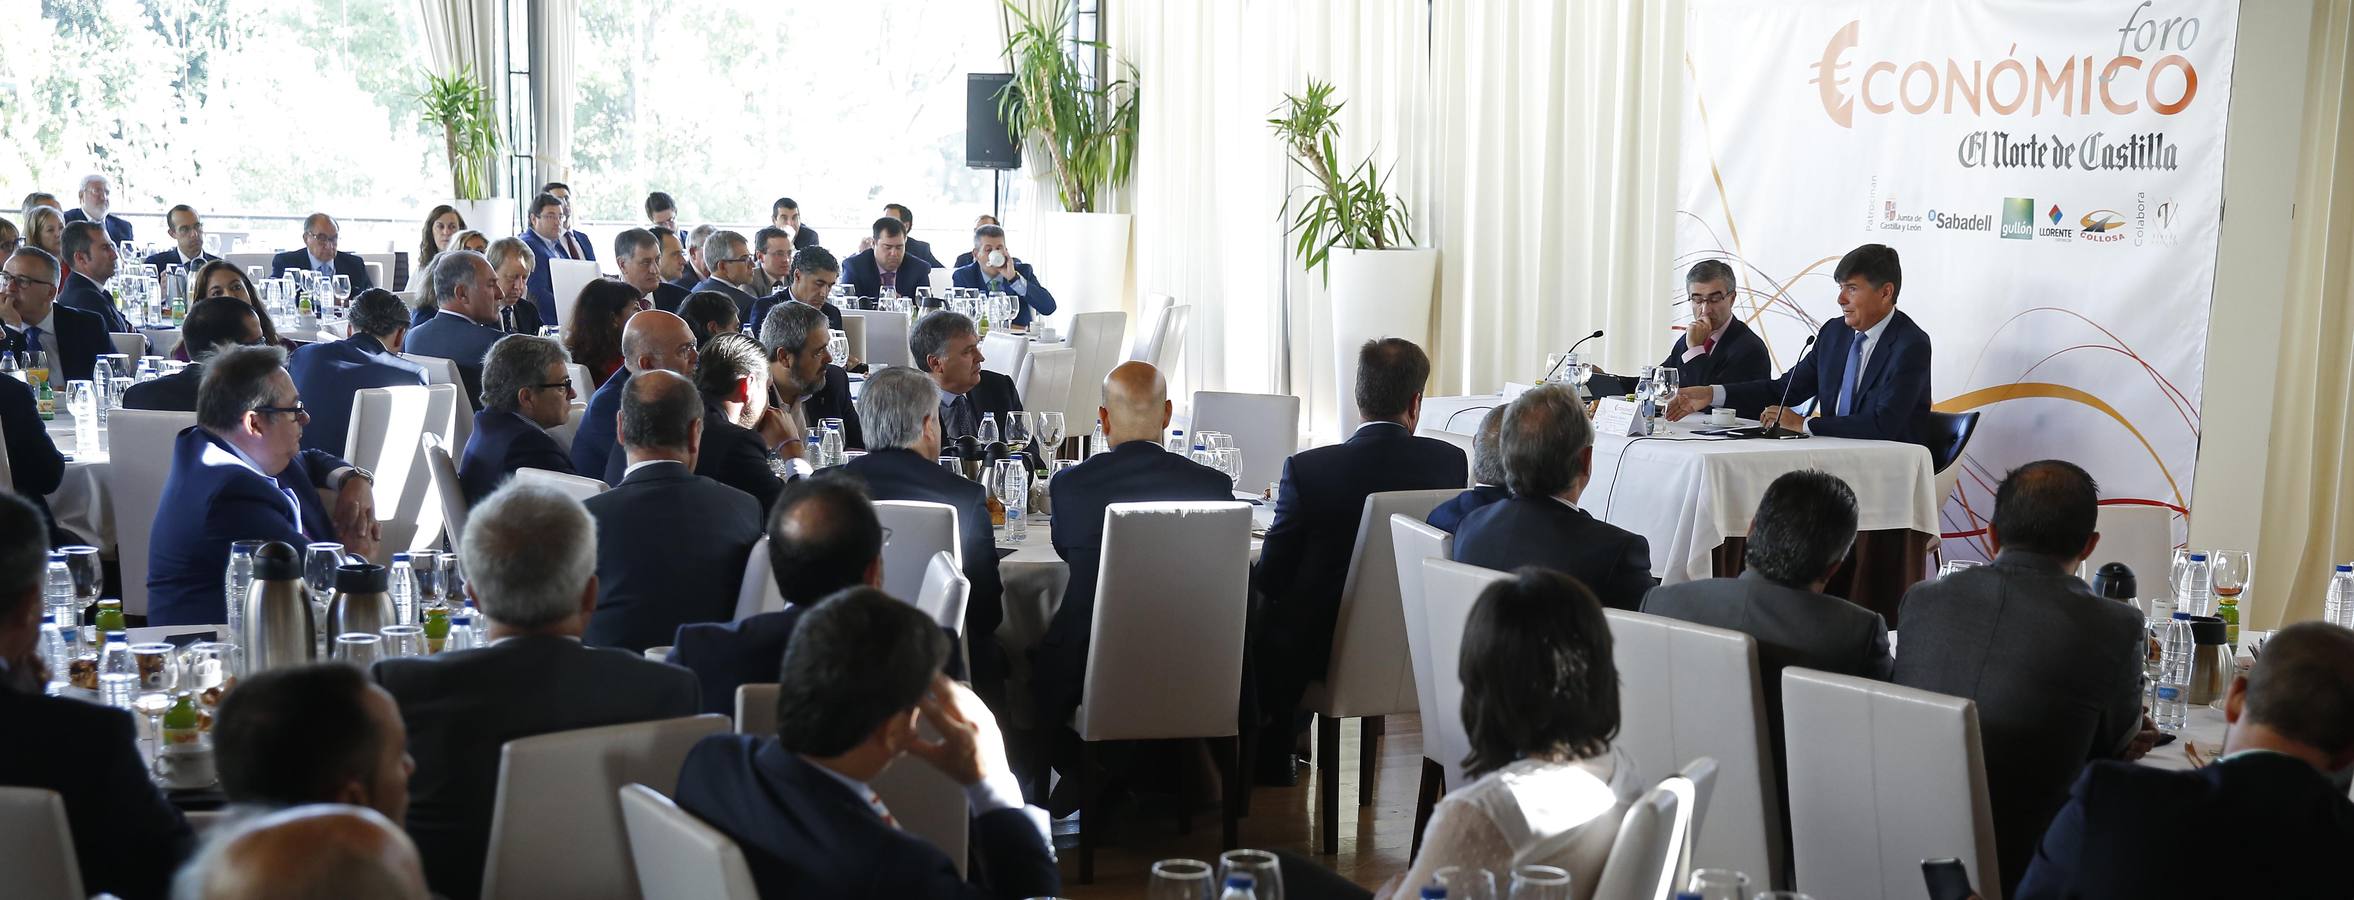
[1646,259,1769,413]
[1894,459,2155,896]
[649,225,693,312]
[571,309,700,478]
[144,203,221,269]
[62,173,133,243]
[611,226,667,314]
[285,288,429,456]
[679,289,741,346]
[5,245,111,382]
[751,243,846,336]
[22,204,64,258]
[268,212,375,292]
[414,205,465,289]
[648,331,789,508]
[484,236,542,334]
[645,191,678,230]
[952,214,999,269]
[844,365,1008,691]
[950,224,1058,329]
[214,663,413,824]
[0,216,18,256]
[519,192,577,327]
[674,588,1058,900]
[191,259,292,348]
[583,370,762,652]
[745,224,794,300]
[840,215,933,299]
[1034,361,1233,727]
[122,297,263,411]
[883,202,946,269]
[760,288,862,449]
[2017,622,2354,899]
[1254,338,1469,783]
[691,229,759,327]
[0,262,63,531]
[374,482,698,900]
[917,310,1022,444]
[1453,384,1655,610]
[772,196,820,249]
[57,219,132,332]
[172,805,429,900]
[675,222,718,292]
[1426,404,1509,533]
[456,334,576,503]
[149,345,379,624]
[540,182,597,263]
[564,278,638,387]
[0,492,192,900]
[405,249,507,402]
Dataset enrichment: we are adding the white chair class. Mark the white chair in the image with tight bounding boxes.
[1056,311,1127,429]
[873,500,959,604]
[855,310,912,370]
[1413,424,1477,474]
[978,330,1029,381]
[422,432,468,548]
[344,383,462,559]
[224,251,273,275]
[550,259,602,334]
[105,409,199,616]
[731,536,784,620]
[567,363,595,398]
[1073,501,1253,882]
[547,402,586,453]
[480,714,732,900]
[1304,489,1461,854]
[1147,304,1191,395]
[401,353,475,455]
[1605,609,1783,887]
[1014,347,1076,426]
[1130,292,1172,361]
[143,327,184,359]
[1781,668,2001,900]
[1190,390,1302,497]
[513,466,608,501]
[734,684,971,876]
[107,332,146,358]
[1667,756,1721,891]
[1390,514,1454,852]
[617,784,759,900]
[0,787,81,900]
[1592,772,1693,900]
[839,316,868,364]
[2084,504,2175,605]
[913,549,970,636]
[1420,558,1513,790]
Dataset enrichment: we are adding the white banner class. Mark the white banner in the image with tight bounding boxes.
[1675,0,2238,558]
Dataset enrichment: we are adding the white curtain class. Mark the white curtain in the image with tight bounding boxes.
[417,0,502,196]
[528,0,578,193]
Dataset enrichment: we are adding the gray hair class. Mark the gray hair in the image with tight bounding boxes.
[1471,404,1508,487]
[758,299,829,359]
[908,311,975,374]
[485,237,535,273]
[196,344,291,433]
[430,249,490,303]
[858,366,939,451]
[479,334,569,412]
[702,230,747,266]
[621,369,702,452]
[1498,384,1594,499]
[612,227,657,261]
[78,173,107,193]
[686,223,717,256]
[1686,258,1737,295]
[972,223,1006,246]
[460,483,597,629]
[347,289,408,339]
[6,245,57,280]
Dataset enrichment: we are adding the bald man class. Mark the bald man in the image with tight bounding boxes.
[1031,361,1236,730]
[571,310,703,477]
[174,804,429,900]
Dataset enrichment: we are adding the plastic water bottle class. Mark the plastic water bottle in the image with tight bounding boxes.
[223,543,254,642]
[1001,455,1029,544]
[69,382,99,459]
[2174,552,2213,617]
[389,553,416,626]
[2325,564,2354,628]
[1166,429,1186,453]
[40,613,72,694]
[1220,874,1257,900]
[820,419,845,468]
[2154,612,2194,733]
[97,633,137,708]
[44,552,75,629]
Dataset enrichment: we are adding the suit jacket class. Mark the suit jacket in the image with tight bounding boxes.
[842,447,1007,683]
[690,276,759,328]
[374,635,699,900]
[458,408,572,503]
[1426,483,1509,533]
[571,367,630,478]
[602,402,783,510]
[55,271,132,333]
[268,249,375,293]
[652,280,692,313]
[800,363,864,450]
[404,310,506,402]
[497,299,543,335]
[1453,496,1656,611]
[120,363,202,412]
[0,376,65,533]
[951,261,1059,327]
[520,229,576,327]
[286,333,430,457]
[793,224,820,250]
[676,736,1058,900]
[669,607,808,715]
[2016,753,2354,900]
[0,686,193,900]
[1035,441,1235,722]
[1722,309,1935,448]
[953,250,976,270]
[582,461,763,651]
[1892,549,2147,895]
[940,370,1025,442]
[61,208,134,244]
[749,294,844,336]
[149,427,352,625]
[1658,316,1773,416]
[839,248,933,299]
[904,237,945,269]
[142,247,219,270]
[4,303,114,384]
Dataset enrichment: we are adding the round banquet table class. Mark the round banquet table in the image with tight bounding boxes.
[43,410,116,552]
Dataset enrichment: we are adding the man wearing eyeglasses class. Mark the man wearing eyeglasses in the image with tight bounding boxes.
[690,230,760,328]
[457,334,579,504]
[519,193,576,329]
[149,343,381,625]
[1652,259,1770,416]
[143,205,221,270]
[3,246,111,382]
[0,249,67,541]
[269,213,375,293]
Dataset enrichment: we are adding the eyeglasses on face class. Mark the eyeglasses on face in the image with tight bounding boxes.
[1,272,54,289]
[252,403,309,420]
[535,381,578,396]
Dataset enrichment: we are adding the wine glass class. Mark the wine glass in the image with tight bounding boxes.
[1147,858,1215,900]
[438,554,467,610]
[1004,411,1031,455]
[304,542,345,622]
[1217,849,1284,900]
[1508,865,1572,900]
[60,545,102,614]
[1214,447,1242,488]
[333,633,383,668]
[411,549,443,610]
[976,412,1000,445]
[1685,868,1753,900]
[333,274,352,306]
[2210,549,2251,604]
[1432,866,1497,900]
[1037,411,1065,460]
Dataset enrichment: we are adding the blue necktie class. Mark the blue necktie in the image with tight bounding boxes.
[22,326,41,355]
[1836,330,1866,416]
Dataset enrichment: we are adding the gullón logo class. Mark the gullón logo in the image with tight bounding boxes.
[2001,197,2036,240]
[1926,208,1991,232]
[2079,209,2126,242]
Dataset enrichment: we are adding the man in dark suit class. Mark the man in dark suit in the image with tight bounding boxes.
[539,182,597,266]
[142,204,220,270]
[1894,460,2156,896]
[572,309,700,479]
[2017,622,2354,899]
[456,334,576,503]
[842,365,1008,693]
[148,345,380,625]
[268,212,375,293]
[1669,244,1933,449]
[674,223,717,294]
[518,192,577,328]
[950,225,1059,329]
[1453,383,1654,610]
[839,215,933,299]
[583,371,762,652]
[771,196,820,250]
[952,214,999,270]
[760,296,864,450]
[374,482,699,900]
[0,492,192,900]
[916,310,1022,444]
[123,297,265,412]
[62,174,132,243]
[4,245,111,382]
[649,225,694,312]
[485,237,543,335]
[744,224,794,306]
[690,229,760,327]
[1655,259,1771,416]
[1426,404,1508,533]
[1255,338,1469,782]
[612,226,668,313]
[212,662,414,823]
[1035,361,1233,729]
[56,219,133,333]
[615,331,789,510]
[285,289,428,456]
[675,588,1057,900]
[405,250,507,401]
[0,321,64,538]
[750,240,849,336]
[882,202,946,269]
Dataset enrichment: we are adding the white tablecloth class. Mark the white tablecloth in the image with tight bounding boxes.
[43,412,114,551]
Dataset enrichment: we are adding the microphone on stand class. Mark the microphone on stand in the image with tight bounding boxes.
[1540,330,1606,384]
[1760,334,1817,438]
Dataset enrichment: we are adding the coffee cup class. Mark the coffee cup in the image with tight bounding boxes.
[152,743,217,790]
[1707,407,1737,426]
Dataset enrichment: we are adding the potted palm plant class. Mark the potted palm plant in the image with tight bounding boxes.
[998,0,1139,319]
[1270,78,1436,432]
[416,66,508,234]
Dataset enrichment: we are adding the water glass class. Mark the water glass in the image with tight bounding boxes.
[977,412,1000,444]
[1213,448,1242,488]
[1685,868,1752,900]
[1146,858,1215,900]
[1217,849,1284,900]
[182,642,240,690]
[129,642,178,695]
[1508,865,1572,900]
[1432,866,1496,900]
[333,633,384,668]
[411,549,444,609]
[98,636,137,708]
[1005,411,1031,448]
[380,625,427,658]
[438,554,466,609]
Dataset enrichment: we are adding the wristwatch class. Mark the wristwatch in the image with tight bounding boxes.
[334,466,376,490]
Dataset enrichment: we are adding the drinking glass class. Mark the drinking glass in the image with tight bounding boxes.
[411,549,444,609]
[380,625,427,658]
[1004,411,1031,451]
[1217,849,1284,900]
[129,642,178,696]
[0,352,20,381]
[61,545,102,613]
[333,274,352,304]
[940,456,964,478]
[1685,868,1752,900]
[1214,448,1242,488]
[2211,549,2251,603]
[1037,411,1065,459]
[1508,865,1572,900]
[182,642,240,690]
[1146,858,1215,900]
[438,554,467,609]
[977,412,1000,445]
[2169,547,2196,597]
[1938,559,1982,578]
[333,633,383,668]
[98,636,137,708]
[1432,866,1496,900]
[827,329,849,363]
[23,350,50,388]
[304,543,345,597]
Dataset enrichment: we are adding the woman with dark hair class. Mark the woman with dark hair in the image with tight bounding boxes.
[678,290,741,346]
[564,278,638,387]
[417,205,467,277]
[188,259,293,352]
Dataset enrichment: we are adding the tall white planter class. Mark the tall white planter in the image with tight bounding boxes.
[1034,211,1133,323]
[1328,247,1440,433]
[451,197,515,238]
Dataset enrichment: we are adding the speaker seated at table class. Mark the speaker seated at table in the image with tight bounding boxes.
[1452,385,1655,613]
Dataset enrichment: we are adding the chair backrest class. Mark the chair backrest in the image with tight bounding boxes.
[567,363,594,398]
[1390,515,1454,734]
[872,500,958,604]
[1604,609,1784,886]
[107,331,146,358]
[514,466,608,501]
[1189,390,1301,494]
[1131,293,1172,361]
[1014,346,1077,422]
[2085,504,2175,608]
[978,330,1029,380]
[1414,424,1476,473]
[854,310,912,370]
[0,787,82,900]
[617,784,760,900]
[481,714,732,900]
[345,383,463,559]
[1077,502,1252,741]
[1057,311,1128,427]
[144,327,184,359]
[400,353,475,455]
[731,535,784,620]
[839,317,867,365]
[547,401,585,453]
[1148,304,1190,376]
[1781,668,2000,900]
[1591,779,1683,900]
[1927,410,1981,474]
[1417,558,1512,788]
[422,431,468,548]
[732,684,970,875]
[914,550,969,636]
[550,259,602,334]
[1669,757,1720,890]
[1313,490,1462,718]
[106,409,200,616]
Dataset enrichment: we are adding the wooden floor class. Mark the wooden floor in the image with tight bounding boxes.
[1056,715,1424,898]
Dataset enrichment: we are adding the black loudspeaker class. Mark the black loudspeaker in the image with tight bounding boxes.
[967,74,1022,170]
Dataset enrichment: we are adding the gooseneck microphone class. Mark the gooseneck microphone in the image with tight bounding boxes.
[1761,334,1817,438]
[1540,330,1606,384]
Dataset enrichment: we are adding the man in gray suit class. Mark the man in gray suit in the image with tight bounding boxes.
[1892,459,2156,897]
[374,482,699,900]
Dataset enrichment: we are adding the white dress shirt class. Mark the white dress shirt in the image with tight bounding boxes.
[1710,310,1895,433]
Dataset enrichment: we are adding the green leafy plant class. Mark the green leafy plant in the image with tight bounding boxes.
[415,66,501,201]
[998,0,1138,214]
[1269,79,1414,278]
